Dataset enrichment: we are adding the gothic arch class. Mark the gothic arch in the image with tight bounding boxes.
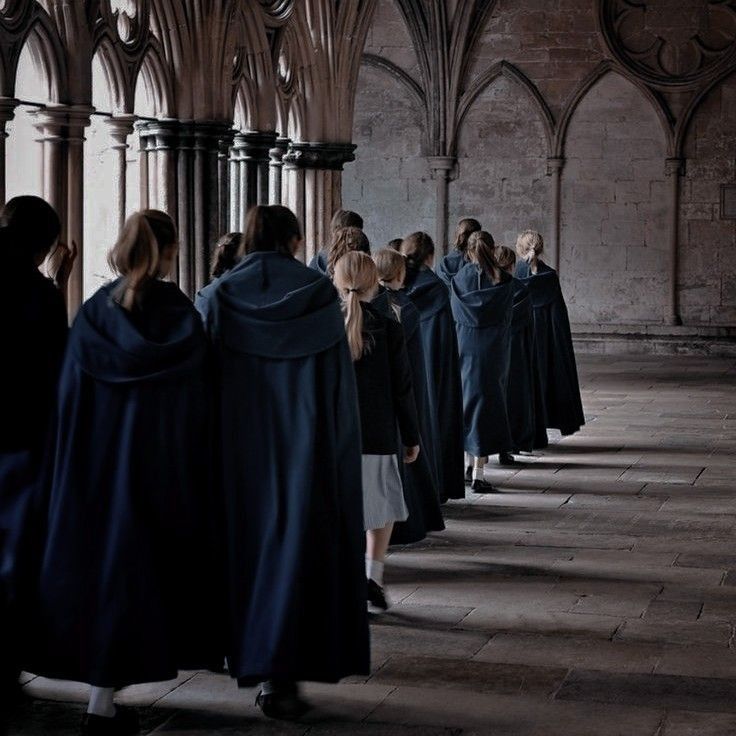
[556,61,675,158]
[134,46,173,118]
[455,60,555,156]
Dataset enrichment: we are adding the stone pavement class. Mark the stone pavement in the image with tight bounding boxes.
[9,355,736,735]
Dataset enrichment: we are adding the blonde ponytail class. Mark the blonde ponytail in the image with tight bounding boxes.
[516,229,544,275]
[334,251,378,361]
[108,209,176,309]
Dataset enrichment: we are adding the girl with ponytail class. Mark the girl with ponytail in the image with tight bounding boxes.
[451,230,517,491]
[308,209,365,274]
[514,229,585,437]
[36,209,220,732]
[334,251,420,613]
[400,232,465,501]
[195,232,244,326]
[437,217,482,286]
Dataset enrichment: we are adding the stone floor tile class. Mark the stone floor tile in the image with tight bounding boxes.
[616,619,732,646]
[660,710,736,735]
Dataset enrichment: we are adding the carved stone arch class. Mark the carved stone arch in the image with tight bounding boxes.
[555,60,675,158]
[361,53,426,113]
[92,33,129,112]
[233,75,258,132]
[134,45,173,117]
[674,66,736,158]
[454,60,555,157]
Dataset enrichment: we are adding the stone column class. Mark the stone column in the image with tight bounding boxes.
[269,137,289,205]
[547,156,565,273]
[0,98,19,205]
[135,120,150,209]
[665,157,685,326]
[218,130,234,236]
[232,131,277,225]
[428,156,456,257]
[282,142,356,262]
[105,115,136,233]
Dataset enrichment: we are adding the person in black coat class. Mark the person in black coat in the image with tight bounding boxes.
[194,232,244,324]
[200,206,369,721]
[334,251,420,613]
[309,225,370,279]
[401,232,465,501]
[373,248,444,544]
[437,218,481,287]
[34,210,220,735]
[514,230,585,436]
[308,209,364,275]
[0,196,74,716]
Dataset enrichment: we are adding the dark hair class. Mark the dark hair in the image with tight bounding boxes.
[327,226,370,277]
[0,195,61,261]
[467,231,500,283]
[241,205,302,258]
[330,209,363,232]
[400,231,434,271]
[108,209,177,309]
[387,238,402,251]
[453,218,481,253]
[210,232,244,279]
[495,245,516,272]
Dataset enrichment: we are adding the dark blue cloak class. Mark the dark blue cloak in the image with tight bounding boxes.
[203,251,369,685]
[371,289,445,544]
[507,281,549,452]
[514,260,585,435]
[437,251,467,287]
[451,264,515,457]
[308,250,328,276]
[34,280,221,688]
[404,267,465,501]
[0,241,68,691]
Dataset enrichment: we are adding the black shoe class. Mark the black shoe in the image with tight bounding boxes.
[256,687,311,721]
[81,706,139,735]
[465,465,473,483]
[471,478,499,494]
[498,451,517,466]
[367,578,389,613]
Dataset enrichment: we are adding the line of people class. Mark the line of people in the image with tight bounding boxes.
[0,196,584,736]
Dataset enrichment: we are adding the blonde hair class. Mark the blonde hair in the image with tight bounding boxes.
[334,251,378,361]
[108,209,176,310]
[373,247,406,287]
[495,245,516,272]
[516,230,544,273]
[467,231,501,284]
[327,226,370,277]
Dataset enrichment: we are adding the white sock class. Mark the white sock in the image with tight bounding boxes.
[465,452,473,468]
[366,558,385,587]
[472,457,486,481]
[88,686,115,718]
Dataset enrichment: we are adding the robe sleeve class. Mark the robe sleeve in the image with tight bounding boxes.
[385,317,420,449]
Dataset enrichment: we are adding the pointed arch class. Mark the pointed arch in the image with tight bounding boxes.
[92,33,128,113]
[134,45,173,118]
[555,61,675,158]
[454,60,555,156]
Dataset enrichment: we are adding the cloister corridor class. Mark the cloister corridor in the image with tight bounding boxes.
[11,353,736,736]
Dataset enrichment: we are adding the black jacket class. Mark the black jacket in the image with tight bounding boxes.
[353,302,420,455]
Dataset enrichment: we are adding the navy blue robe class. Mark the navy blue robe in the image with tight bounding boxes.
[0,239,67,692]
[451,264,515,457]
[507,281,548,452]
[202,251,369,685]
[371,290,444,544]
[308,250,328,276]
[515,260,585,435]
[34,280,220,688]
[437,251,467,287]
[404,267,465,501]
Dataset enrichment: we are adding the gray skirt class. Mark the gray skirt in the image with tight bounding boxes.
[361,454,409,531]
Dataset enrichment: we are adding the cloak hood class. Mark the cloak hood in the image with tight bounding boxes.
[405,267,450,320]
[450,263,515,328]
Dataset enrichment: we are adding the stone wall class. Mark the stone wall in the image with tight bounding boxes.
[343,0,736,337]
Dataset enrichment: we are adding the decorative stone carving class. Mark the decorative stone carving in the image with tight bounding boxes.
[599,0,736,87]
[283,141,357,170]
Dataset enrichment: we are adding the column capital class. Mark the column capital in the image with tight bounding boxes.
[234,131,279,162]
[269,137,290,164]
[31,104,94,141]
[105,114,136,148]
[283,141,356,171]
[665,157,686,177]
[0,97,20,127]
[546,156,565,175]
[427,155,457,181]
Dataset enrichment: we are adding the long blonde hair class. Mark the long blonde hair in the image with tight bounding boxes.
[108,209,176,309]
[373,247,406,287]
[467,231,501,284]
[334,251,378,361]
[516,229,544,274]
[327,226,370,277]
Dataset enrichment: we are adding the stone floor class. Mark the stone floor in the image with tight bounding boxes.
[8,354,736,735]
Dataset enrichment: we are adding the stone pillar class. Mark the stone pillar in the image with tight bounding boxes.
[32,105,92,315]
[228,136,240,231]
[231,131,277,226]
[547,156,565,273]
[428,156,456,257]
[665,157,685,327]
[135,120,150,209]
[218,130,234,236]
[269,137,289,205]
[0,98,19,205]
[282,141,356,262]
[105,115,136,233]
